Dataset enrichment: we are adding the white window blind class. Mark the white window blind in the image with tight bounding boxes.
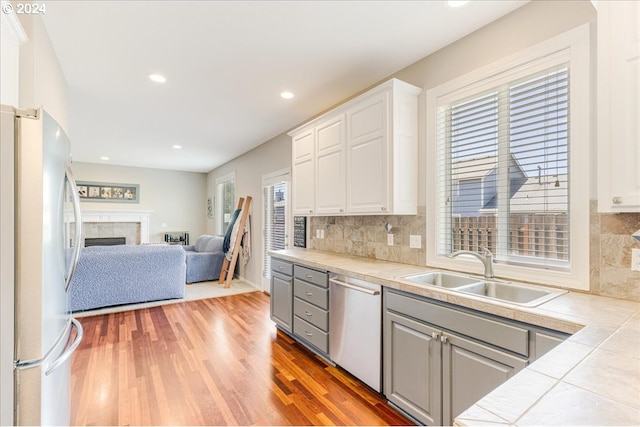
[263,181,288,279]
[437,65,570,269]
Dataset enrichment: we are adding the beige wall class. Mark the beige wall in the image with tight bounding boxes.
[17,14,69,132]
[209,0,640,301]
[206,133,291,290]
[73,162,207,244]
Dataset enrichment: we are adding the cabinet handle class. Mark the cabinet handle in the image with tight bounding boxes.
[304,331,313,337]
[339,209,344,212]
[304,311,312,317]
[309,210,313,213]
[306,274,313,279]
[613,197,623,204]
[431,332,439,340]
[305,291,313,296]
[381,207,386,211]
[278,265,284,270]
[440,335,448,344]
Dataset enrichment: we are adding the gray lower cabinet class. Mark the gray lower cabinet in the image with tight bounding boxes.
[270,259,293,333]
[442,332,527,424]
[384,288,563,426]
[385,311,442,425]
[292,264,330,356]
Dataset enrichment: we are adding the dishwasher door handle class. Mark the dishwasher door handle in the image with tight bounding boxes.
[329,278,380,295]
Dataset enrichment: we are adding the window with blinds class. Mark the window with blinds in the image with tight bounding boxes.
[436,65,570,269]
[263,181,288,279]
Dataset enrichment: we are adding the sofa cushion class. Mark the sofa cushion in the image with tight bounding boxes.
[204,235,224,253]
[194,234,214,252]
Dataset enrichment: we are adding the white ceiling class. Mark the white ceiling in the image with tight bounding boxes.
[41,1,528,173]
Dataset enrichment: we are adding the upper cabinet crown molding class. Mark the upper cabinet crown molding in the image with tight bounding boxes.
[597,1,640,212]
[290,78,421,216]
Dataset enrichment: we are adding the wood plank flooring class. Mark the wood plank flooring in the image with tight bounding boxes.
[70,291,413,426]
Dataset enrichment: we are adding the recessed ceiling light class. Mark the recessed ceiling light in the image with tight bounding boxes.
[447,0,469,7]
[280,91,295,99]
[148,73,167,83]
[172,145,182,149]
[100,156,110,161]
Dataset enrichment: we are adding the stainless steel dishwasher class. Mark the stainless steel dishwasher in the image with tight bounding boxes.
[329,275,382,392]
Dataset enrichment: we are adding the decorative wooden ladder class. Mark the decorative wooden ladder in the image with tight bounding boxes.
[218,196,252,288]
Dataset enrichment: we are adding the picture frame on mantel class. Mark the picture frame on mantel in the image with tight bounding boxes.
[77,181,140,203]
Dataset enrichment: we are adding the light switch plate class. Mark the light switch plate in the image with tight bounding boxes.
[409,235,421,249]
[387,233,394,246]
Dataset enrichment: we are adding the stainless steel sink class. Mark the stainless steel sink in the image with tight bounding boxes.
[454,281,567,307]
[399,272,483,288]
[397,271,566,307]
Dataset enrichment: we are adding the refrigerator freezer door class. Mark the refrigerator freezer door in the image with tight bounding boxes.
[14,109,78,425]
[1,106,16,426]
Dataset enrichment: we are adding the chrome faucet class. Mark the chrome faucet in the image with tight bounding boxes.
[448,246,495,279]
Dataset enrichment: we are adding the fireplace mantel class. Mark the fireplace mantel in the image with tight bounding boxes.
[81,210,153,243]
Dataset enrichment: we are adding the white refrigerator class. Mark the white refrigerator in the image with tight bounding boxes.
[0,105,84,425]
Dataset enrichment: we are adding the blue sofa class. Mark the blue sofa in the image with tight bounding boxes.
[69,245,186,311]
[183,234,225,283]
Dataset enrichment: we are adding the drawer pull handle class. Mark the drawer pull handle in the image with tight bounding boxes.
[304,331,313,337]
[306,274,313,279]
[305,292,313,296]
[304,311,312,317]
[278,266,284,270]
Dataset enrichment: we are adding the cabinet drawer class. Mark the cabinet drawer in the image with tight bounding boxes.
[294,297,329,331]
[294,316,329,354]
[294,279,329,310]
[272,258,293,276]
[294,265,328,288]
[386,290,529,357]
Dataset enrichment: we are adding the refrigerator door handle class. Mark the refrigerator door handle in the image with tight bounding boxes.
[64,164,83,292]
[44,318,83,376]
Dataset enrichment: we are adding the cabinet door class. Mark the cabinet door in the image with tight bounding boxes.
[316,115,346,214]
[598,1,640,212]
[270,273,293,333]
[384,311,442,425]
[442,332,527,425]
[534,331,566,360]
[346,91,389,213]
[292,129,315,214]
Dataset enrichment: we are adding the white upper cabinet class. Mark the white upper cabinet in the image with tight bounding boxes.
[346,90,389,213]
[598,0,640,212]
[316,114,346,214]
[290,78,421,216]
[292,126,315,215]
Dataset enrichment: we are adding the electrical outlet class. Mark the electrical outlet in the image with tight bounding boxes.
[320,229,325,239]
[387,233,393,246]
[316,229,321,238]
[409,235,421,249]
[632,248,640,271]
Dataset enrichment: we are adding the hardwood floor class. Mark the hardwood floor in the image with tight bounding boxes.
[70,291,413,426]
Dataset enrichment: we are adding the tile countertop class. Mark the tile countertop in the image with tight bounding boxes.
[270,248,640,426]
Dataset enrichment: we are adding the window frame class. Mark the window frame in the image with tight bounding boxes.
[214,171,236,235]
[262,167,291,286]
[425,24,591,290]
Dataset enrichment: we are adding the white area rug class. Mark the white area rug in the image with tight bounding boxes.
[74,279,260,318]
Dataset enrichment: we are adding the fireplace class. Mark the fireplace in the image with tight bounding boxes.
[68,210,152,245]
[85,237,126,247]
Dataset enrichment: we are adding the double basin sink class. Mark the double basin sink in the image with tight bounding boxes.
[398,271,566,307]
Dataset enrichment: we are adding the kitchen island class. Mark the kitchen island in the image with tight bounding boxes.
[271,248,640,426]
